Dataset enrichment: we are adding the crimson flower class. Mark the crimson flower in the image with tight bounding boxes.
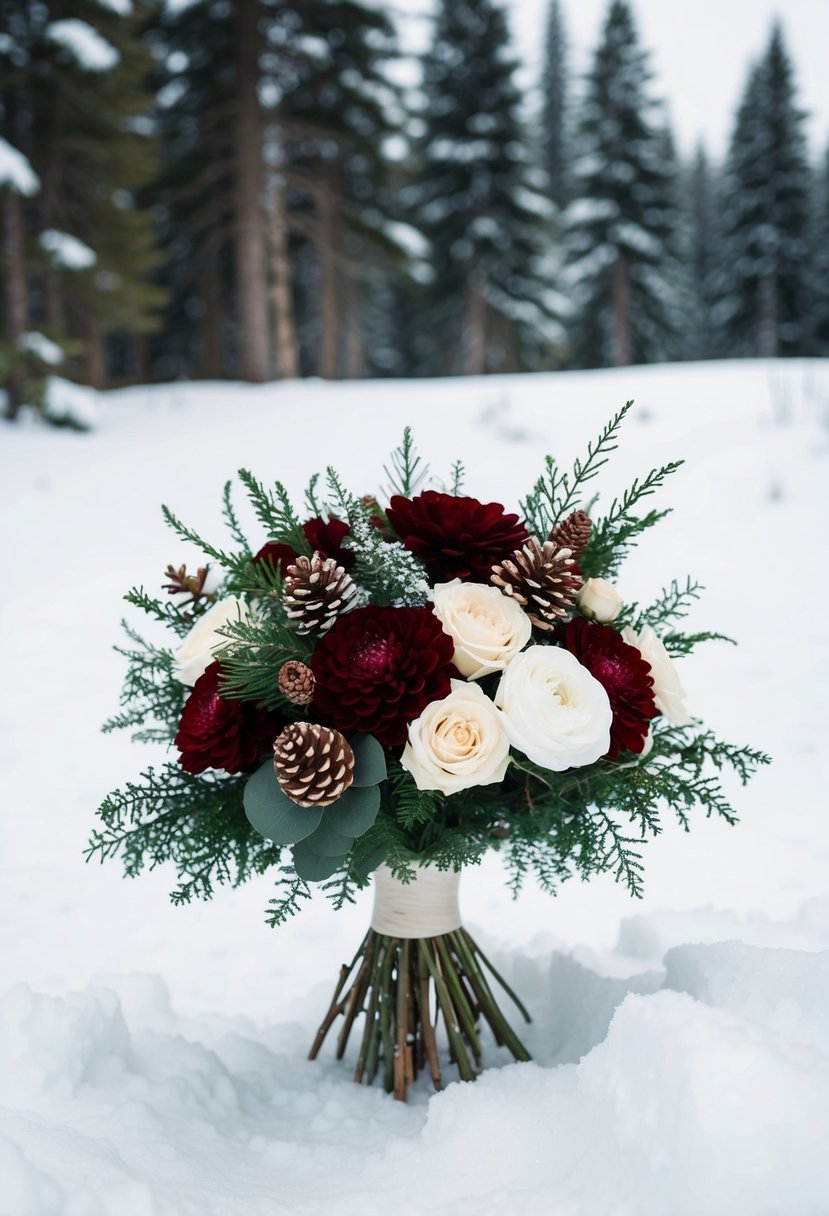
[559,617,658,759]
[311,605,456,746]
[254,516,354,574]
[386,491,529,584]
[174,662,282,774]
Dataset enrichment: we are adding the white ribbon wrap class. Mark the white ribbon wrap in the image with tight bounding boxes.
[371,863,462,938]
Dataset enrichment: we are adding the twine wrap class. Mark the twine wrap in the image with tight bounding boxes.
[371,863,462,938]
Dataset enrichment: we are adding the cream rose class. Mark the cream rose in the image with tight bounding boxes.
[621,624,691,726]
[494,645,612,771]
[174,597,249,686]
[401,679,511,795]
[432,579,531,680]
[578,577,623,623]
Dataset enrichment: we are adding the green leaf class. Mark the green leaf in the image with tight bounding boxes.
[291,840,349,882]
[349,734,387,787]
[324,783,382,837]
[243,760,322,844]
[303,816,355,858]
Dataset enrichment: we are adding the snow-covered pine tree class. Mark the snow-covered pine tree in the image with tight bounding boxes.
[684,144,719,360]
[411,0,561,375]
[269,0,405,380]
[564,0,680,368]
[541,0,570,210]
[713,23,812,358]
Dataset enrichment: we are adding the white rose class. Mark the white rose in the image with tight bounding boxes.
[432,579,531,680]
[578,577,623,623]
[401,679,511,795]
[494,645,612,771]
[621,624,691,726]
[174,597,249,686]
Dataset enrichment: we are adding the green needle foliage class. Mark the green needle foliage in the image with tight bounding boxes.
[90,412,770,926]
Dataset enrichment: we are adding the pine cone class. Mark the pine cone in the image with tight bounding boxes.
[278,660,315,706]
[273,722,355,808]
[283,552,357,635]
[491,537,581,631]
[549,510,592,560]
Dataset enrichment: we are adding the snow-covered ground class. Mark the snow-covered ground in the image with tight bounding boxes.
[1,359,828,1215]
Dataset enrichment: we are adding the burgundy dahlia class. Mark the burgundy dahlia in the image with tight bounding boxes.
[254,516,354,574]
[175,662,282,774]
[559,617,658,759]
[311,605,456,746]
[386,491,529,584]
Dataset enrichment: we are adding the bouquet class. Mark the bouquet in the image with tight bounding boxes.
[89,404,768,1101]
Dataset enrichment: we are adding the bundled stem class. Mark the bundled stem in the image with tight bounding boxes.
[308,928,531,1102]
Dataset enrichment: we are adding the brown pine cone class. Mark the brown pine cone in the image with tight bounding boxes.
[278,660,315,706]
[491,536,581,631]
[273,722,355,808]
[549,510,592,560]
[283,551,357,635]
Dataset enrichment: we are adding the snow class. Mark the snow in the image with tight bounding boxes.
[46,19,120,72]
[93,0,133,13]
[1,358,829,1213]
[18,332,64,366]
[42,376,103,430]
[0,136,40,196]
[39,228,97,271]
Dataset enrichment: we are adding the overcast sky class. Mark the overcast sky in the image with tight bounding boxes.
[396,0,829,161]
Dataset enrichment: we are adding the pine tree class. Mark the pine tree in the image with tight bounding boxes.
[541,0,570,210]
[564,0,680,368]
[713,23,812,357]
[684,144,719,360]
[411,0,560,375]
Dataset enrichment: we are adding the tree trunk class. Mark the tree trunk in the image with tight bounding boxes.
[199,246,224,379]
[85,315,106,390]
[234,0,269,382]
[611,255,631,366]
[344,278,364,379]
[317,181,339,379]
[758,273,778,357]
[2,190,28,420]
[462,268,487,375]
[267,178,300,379]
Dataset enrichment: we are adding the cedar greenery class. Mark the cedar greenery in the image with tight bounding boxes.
[88,411,769,926]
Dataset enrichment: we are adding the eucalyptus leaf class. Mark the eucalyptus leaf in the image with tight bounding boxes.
[324,783,381,837]
[349,734,387,787]
[303,816,354,858]
[291,840,349,883]
[243,759,322,845]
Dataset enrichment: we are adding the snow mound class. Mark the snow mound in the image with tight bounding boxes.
[19,332,64,367]
[2,946,827,1216]
[43,376,102,429]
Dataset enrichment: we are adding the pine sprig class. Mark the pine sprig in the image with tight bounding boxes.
[267,869,313,927]
[221,480,249,550]
[382,427,430,498]
[521,400,634,536]
[161,504,250,576]
[236,469,310,553]
[580,458,684,579]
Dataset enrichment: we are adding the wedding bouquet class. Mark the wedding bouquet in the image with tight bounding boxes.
[89,404,767,1100]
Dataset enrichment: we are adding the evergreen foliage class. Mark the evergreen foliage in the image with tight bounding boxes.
[410,0,562,374]
[541,0,570,210]
[684,145,720,360]
[810,144,829,355]
[564,0,681,368]
[713,24,813,357]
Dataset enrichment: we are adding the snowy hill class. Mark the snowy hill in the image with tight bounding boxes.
[1,359,829,1215]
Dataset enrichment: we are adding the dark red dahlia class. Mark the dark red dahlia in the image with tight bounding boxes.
[253,516,354,574]
[311,605,456,746]
[386,491,529,584]
[559,617,658,759]
[175,662,283,775]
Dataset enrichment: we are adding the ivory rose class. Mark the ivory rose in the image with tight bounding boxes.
[577,577,623,623]
[621,624,691,725]
[174,597,249,686]
[431,579,531,680]
[494,645,612,771]
[401,679,511,795]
